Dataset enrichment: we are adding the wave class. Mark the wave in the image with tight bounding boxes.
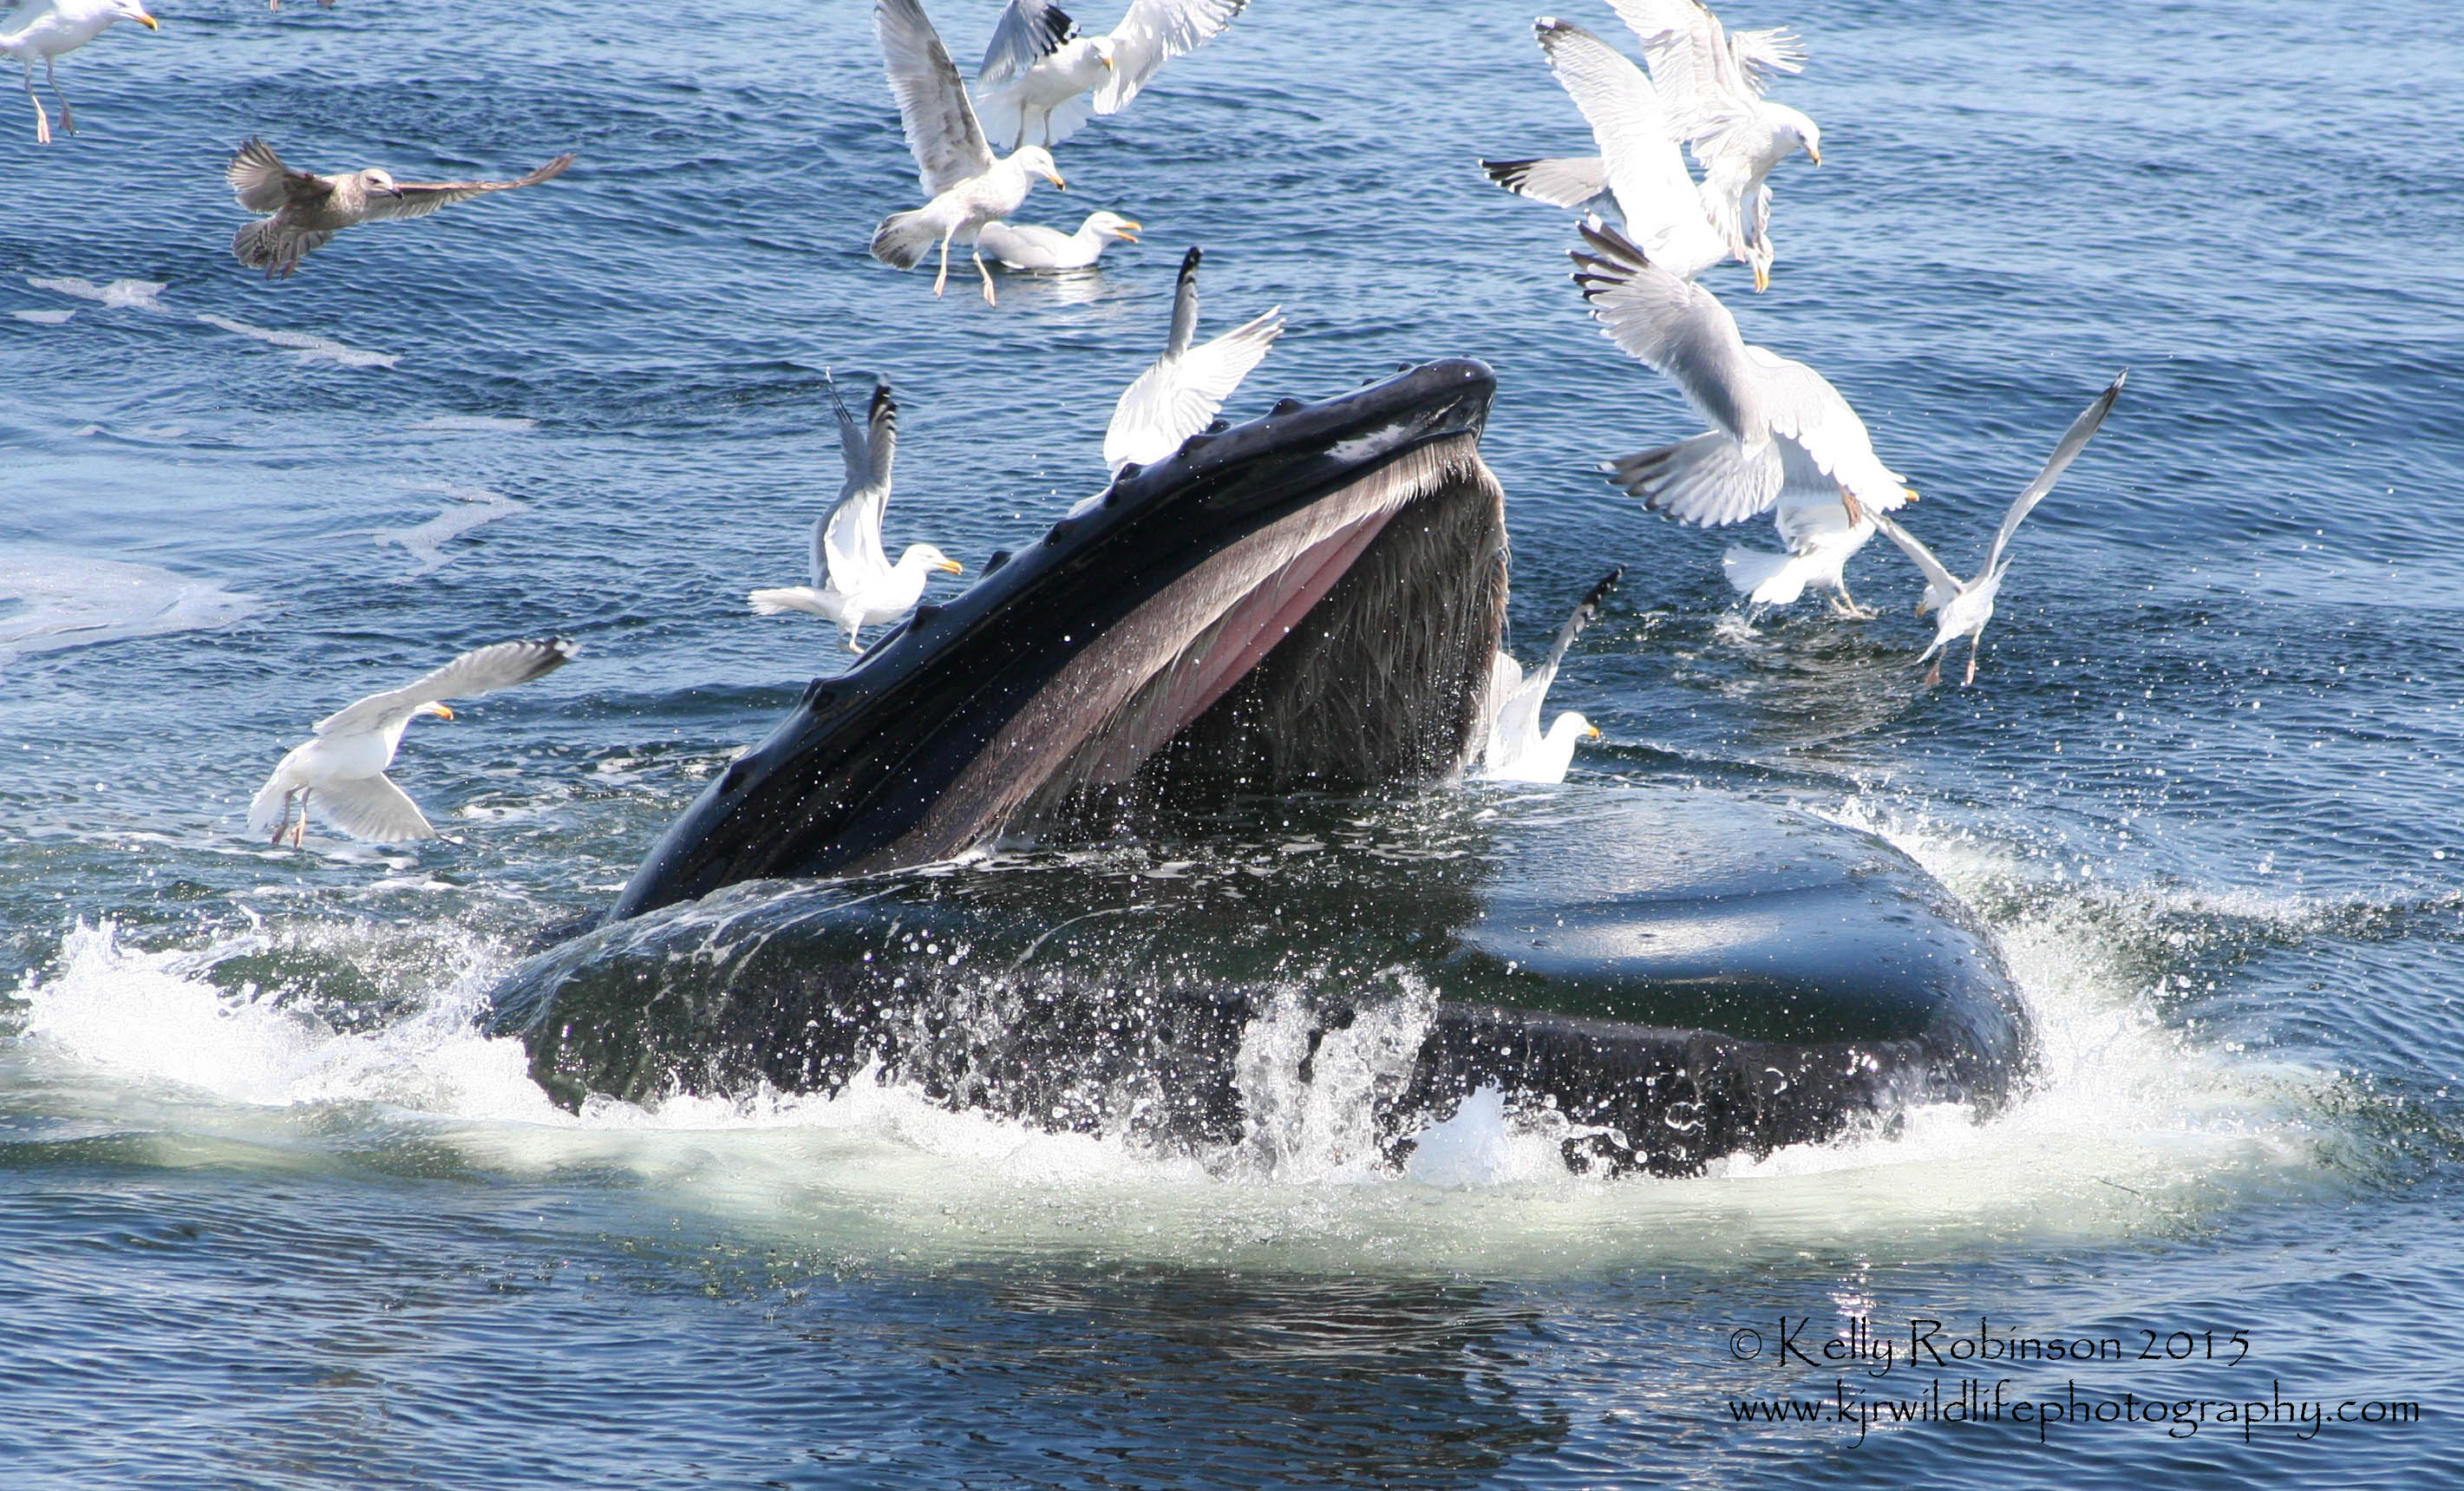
[0,553,259,665]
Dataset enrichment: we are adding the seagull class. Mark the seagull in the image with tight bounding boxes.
[974,0,1248,151]
[1570,217,1916,532]
[1482,567,1623,784]
[225,138,575,280]
[977,211,1142,270]
[1871,374,2127,686]
[748,373,964,651]
[870,0,1066,306]
[248,638,578,847]
[1481,13,1810,291]
[1102,245,1283,474]
[0,0,157,146]
[1721,492,1880,616]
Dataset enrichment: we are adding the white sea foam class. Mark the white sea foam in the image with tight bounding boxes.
[371,483,530,575]
[12,309,75,325]
[403,415,537,433]
[27,276,167,311]
[197,313,399,369]
[0,553,259,664]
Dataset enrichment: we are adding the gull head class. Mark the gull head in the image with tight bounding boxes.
[1780,108,1821,167]
[358,167,403,199]
[1014,146,1065,192]
[901,543,965,578]
[415,701,454,722]
[1086,211,1141,244]
[1549,712,1600,746]
[110,1,160,29]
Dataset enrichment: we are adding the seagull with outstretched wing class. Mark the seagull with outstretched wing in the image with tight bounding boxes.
[0,0,157,146]
[1571,218,1915,534]
[870,0,1066,305]
[1101,245,1283,474]
[749,374,964,651]
[226,137,574,278]
[248,639,578,847]
[1871,374,2127,686]
[974,0,1248,151]
[1482,568,1623,783]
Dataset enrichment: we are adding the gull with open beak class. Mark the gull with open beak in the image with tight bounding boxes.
[0,0,157,145]
[248,639,578,847]
[225,137,575,279]
[870,0,1067,306]
[1872,374,2126,686]
[974,0,1250,151]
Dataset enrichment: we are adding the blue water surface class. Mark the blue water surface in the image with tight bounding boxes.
[5,0,2464,1484]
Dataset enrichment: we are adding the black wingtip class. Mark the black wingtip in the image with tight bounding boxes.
[1178,245,1202,280]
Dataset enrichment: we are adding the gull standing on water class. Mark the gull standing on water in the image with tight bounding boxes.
[977,211,1141,271]
[1872,374,2127,686]
[225,138,575,279]
[1102,245,1283,474]
[748,374,964,651]
[0,0,157,145]
[870,0,1065,306]
[1484,14,1811,291]
[1482,568,1623,784]
[248,638,578,847]
[974,0,1248,151]
[1571,219,1915,532]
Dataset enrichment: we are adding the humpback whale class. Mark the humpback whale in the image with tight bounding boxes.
[496,361,2033,1174]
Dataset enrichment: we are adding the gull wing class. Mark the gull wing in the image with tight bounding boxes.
[1491,568,1622,763]
[1868,512,1964,601]
[820,378,896,589]
[1092,0,1247,114]
[1533,20,1722,274]
[876,0,995,195]
[314,638,578,737]
[1984,371,2127,575]
[227,137,327,213]
[1570,218,1763,442]
[1529,565,1624,696]
[1605,0,1745,144]
[1729,25,1807,91]
[1479,155,1612,212]
[978,0,1074,86]
[316,773,438,843]
[360,154,575,222]
[1748,350,1906,507]
[1103,303,1283,474]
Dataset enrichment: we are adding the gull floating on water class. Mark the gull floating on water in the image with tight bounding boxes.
[226,138,574,279]
[1484,13,1810,291]
[748,374,964,651]
[871,0,1065,305]
[1102,245,1283,474]
[1,0,156,145]
[1572,218,1915,532]
[977,211,1142,270]
[1872,374,2127,686]
[974,0,1248,151]
[1482,568,1623,783]
[248,638,577,847]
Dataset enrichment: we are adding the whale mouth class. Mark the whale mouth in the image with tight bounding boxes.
[608,360,1507,923]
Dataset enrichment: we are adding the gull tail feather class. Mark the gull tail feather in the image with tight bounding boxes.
[870,209,941,271]
[1721,546,1807,605]
[245,772,296,840]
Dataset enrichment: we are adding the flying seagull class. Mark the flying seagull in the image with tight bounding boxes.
[249,638,578,847]
[870,0,1066,305]
[976,211,1142,270]
[225,138,575,279]
[748,373,964,651]
[1482,13,1810,291]
[1482,568,1623,784]
[1102,245,1283,474]
[1871,374,2127,686]
[1,0,157,146]
[974,0,1248,151]
[1721,490,1880,616]
[1571,217,1915,532]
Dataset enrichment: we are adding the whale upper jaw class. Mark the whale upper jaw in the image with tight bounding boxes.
[608,359,1507,924]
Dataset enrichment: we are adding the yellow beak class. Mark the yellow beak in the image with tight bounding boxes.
[1118,219,1142,241]
[1807,144,1821,166]
[1585,724,1602,739]
[1903,486,1921,502]
[428,703,454,720]
[934,558,964,575]
[134,9,160,27]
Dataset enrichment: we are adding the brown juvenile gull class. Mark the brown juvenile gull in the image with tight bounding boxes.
[225,137,576,280]
[0,0,158,145]
[869,0,1067,306]
[248,638,578,847]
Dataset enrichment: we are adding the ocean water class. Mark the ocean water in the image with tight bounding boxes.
[5,0,2463,1483]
